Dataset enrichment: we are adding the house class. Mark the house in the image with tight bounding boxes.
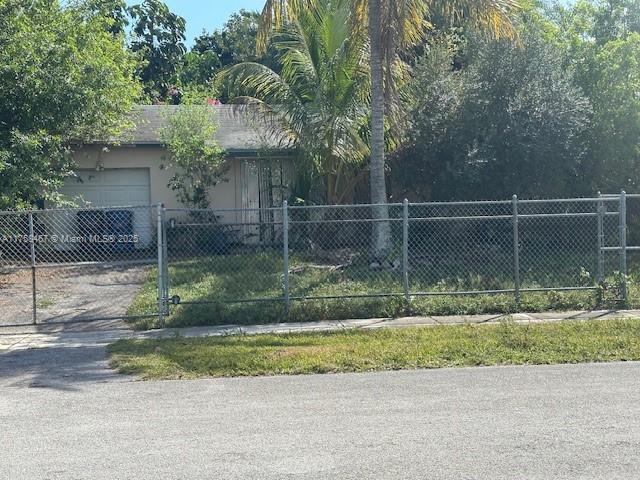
[53,105,296,249]
[66,105,295,213]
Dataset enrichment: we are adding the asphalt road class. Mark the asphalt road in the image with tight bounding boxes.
[2,361,640,479]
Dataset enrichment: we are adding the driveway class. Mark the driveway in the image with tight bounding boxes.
[2,361,640,479]
[0,264,150,326]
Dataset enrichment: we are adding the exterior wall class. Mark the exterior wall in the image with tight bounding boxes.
[43,145,296,251]
[70,144,295,230]
[72,144,241,212]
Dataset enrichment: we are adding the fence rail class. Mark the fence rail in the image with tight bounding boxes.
[0,192,637,328]
[159,192,633,327]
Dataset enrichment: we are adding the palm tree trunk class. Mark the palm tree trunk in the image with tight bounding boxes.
[368,0,391,261]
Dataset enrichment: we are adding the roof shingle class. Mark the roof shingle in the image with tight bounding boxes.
[105,105,292,152]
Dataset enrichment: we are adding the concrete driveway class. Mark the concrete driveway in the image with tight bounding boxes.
[0,264,150,326]
[2,361,640,479]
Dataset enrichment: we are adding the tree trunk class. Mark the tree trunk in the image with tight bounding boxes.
[368,0,391,261]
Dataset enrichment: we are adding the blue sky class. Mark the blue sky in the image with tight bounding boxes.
[126,0,265,45]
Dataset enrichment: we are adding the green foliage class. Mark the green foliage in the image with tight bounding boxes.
[73,0,128,35]
[180,50,221,87]
[582,34,640,191]
[388,1,640,200]
[109,318,640,379]
[126,250,637,330]
[159,106,227,209]
[0,0,140,210]
[181,10,278,99]
[544,0,640,193]
[128,0,186,101]
[193,10,264,69]
[221,0,370,204]
[397,23,592,200]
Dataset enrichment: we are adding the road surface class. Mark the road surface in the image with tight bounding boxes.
[2,360,640,479]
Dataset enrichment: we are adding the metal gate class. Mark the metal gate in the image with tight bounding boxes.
[1,192,635,330]
[0,205,160,327]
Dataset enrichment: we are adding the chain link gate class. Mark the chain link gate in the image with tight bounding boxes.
[0,205,161,328]
[0,194,632,330]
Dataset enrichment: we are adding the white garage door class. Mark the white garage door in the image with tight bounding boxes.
[61,168,151,207]
[57,168,153,249]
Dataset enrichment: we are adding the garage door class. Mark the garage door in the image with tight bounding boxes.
[58,168,153,249]
[61,168,151,207]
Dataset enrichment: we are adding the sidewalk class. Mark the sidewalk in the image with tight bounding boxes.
[1,309,639,352]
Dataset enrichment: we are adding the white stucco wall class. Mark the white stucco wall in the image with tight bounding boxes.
[72,144,242,215]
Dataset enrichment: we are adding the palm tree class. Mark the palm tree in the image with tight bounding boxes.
[258,0,520,259]
[366,0,520,259]
[222,0,370,204]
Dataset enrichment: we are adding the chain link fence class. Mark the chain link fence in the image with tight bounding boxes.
[0,206,159,327]
[159,193,634,328]
[0,193,636,329]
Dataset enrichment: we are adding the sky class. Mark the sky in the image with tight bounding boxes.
[126,0,266,45]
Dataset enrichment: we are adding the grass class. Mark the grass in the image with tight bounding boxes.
[108,318,640,379]
[126,250,639,330]
[36,297,55,308]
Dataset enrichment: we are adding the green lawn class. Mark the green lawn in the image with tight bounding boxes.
[108,318,640,379]
[127,250,638,330]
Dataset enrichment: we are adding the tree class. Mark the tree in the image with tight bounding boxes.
[74,0,128,35]
[547,0,640,192]
[194,10,263,68]
[592,0,640,43]
[160,106,228,209]
[0,0,140,210]
[180,10,277,100]
[222,0,370,204]
[128,0,186,101]
[257,0,520,259]
[180,50,222,87]
[365,0,520,257]
[586,34,640,191]
[397,27,592,200]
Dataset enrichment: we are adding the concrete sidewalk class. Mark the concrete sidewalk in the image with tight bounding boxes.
[1,309,639,352]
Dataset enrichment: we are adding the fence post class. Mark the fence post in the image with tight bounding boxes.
[512,195,521,308]
[156,203,165,327]
[596,191,604,284]
[161,206,169,316]
[28,212,37,325]
[402,199,410,302]
[619,190,628,305]
[283,200,290,314]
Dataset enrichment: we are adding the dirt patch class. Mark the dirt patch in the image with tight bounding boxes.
[0,264,152,327]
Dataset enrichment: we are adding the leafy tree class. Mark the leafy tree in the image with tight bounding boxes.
[547,0,640,192]
[180,10,277,99]
[160,106,228,209]
[194,10,262,67]
[365,0,520,256]
[74,0,128,35]
[582,33,640,191]
[397,27,592,200]
[258,0,520,258]
[222,0,370,204]
[128,0,186,101]
[592,0,640,43]
[180,50,221,87]
[0,0,140,210]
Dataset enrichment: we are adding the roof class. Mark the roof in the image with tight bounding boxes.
[103,105,293,152]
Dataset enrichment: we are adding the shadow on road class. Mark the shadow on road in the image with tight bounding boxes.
[0,344,130,390]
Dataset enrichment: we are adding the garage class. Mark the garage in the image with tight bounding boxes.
[56,168,153,250]
[61,168,151,207]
